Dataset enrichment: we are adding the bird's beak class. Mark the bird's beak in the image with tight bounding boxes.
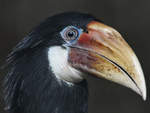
[67,21,146,100]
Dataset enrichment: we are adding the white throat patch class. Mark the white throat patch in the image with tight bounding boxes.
[48,46,83,84]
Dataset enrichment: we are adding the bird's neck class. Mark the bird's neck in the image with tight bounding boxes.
[46,79,88,113]
[46,46,88,113]
[5,48,88,113]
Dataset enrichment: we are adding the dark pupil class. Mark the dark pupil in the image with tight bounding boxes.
[68,31,75,37]
[64,28,79,42]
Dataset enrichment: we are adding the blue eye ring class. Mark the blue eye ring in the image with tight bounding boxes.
[60,26,83,43]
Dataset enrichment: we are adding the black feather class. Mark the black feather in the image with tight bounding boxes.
[4,47,88,113]
[6,12,96,65]
[3,12,98,113]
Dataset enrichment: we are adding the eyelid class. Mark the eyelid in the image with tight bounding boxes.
[60,26,82,35]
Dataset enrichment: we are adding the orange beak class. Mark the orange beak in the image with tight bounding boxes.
[68,21,146,100]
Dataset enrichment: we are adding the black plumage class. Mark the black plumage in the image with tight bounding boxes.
[4,12,97,113]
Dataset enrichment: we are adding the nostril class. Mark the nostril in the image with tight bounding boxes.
[84,29,89,33]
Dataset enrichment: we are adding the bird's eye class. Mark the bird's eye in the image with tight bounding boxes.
[60,26,82,43]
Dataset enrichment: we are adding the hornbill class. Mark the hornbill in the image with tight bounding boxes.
[3,12,146,113]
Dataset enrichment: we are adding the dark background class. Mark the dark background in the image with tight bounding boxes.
[0,0,150,113]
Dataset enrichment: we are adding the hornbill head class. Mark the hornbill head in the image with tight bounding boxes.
[4,12,146,113]
[48,12,146,99]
